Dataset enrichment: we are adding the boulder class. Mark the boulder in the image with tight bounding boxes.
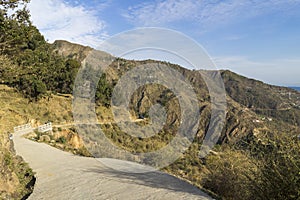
[39,135,51,143]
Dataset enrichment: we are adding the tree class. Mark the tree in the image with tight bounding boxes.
[57,59,80,93]
[18,75,46,99]
[32,78,47,99]
[0,0,30,11]
[96,73,113,107]
[0,0,32,54]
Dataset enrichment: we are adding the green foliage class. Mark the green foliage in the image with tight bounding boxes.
[56,136,67,144]
[3,152,12,167]
[96,73,112,107]
[203,133,300,200]
[1,148,35,199]
[203,148,257,200]
[0,0,33,55]
[14,158,35,199]
[17,75,47,99]
[0,0,30,12]
[0,0,81,100]
[247,134,300,200]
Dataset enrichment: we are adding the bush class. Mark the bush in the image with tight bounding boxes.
[203,148,257,200]
[3,152,13,167]
[56,136,67,144]
[203,134,300,200]
[248,135,300,200]
[96,73,112,107]
[17,76,47,100]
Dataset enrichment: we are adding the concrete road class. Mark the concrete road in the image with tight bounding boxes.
[13,132,212,200]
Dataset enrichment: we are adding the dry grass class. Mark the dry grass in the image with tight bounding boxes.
[0,84,74,198]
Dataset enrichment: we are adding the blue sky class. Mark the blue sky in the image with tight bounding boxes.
[28,0,300,86]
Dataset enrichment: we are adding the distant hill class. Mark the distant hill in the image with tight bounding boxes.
[222,70,300,125]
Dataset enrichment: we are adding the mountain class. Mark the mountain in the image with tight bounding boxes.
[0,38,299,200]
[1,3,299,199]
[50,41,300,199]
[222,70,300,125]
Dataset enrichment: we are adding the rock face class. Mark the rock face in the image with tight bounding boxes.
[52,40,112,64]
[51,40,300,144]
[68,134,83,149]
[52,40,93,61]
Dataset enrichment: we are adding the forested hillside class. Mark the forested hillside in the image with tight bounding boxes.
[0,0,81,100]
[0,0,79,198]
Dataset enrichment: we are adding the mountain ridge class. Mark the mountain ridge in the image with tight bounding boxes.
[1,2,299,198]
[0,38,299,200]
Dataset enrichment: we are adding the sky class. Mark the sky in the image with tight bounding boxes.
[27,0,300,86]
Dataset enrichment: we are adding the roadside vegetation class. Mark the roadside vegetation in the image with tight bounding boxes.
[0,132,35,199]
[25,128,91,157]
[202,133,300,200]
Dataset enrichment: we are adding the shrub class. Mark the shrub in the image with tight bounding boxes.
[203,148,257,200]
[56,136,67,144]
[248,135,300,200]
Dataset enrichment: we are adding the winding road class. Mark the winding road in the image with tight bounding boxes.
[13,131,212,200]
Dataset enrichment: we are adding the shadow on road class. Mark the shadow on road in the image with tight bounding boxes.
[83,167,210,198]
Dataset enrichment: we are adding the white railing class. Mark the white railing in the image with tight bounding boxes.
[38,122,52,133]
[14,123,33,134]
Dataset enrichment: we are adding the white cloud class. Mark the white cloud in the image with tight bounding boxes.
[213,56,300,86]
[124,0,300,28]
[124,0,197,26]
[28,0,109,47]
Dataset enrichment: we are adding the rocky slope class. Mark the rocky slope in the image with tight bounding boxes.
[52,40,300,145]
[50,41,300,199]
[0,39,299,199]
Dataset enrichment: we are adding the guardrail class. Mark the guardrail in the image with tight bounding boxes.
[14,123,33,134]
[38,122,52,133]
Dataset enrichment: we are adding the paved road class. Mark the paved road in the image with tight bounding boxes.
[13,132,212,200]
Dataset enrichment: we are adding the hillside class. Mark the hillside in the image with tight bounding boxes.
[50,41,300,199]
[0,1,299,198]
[222,70,300,125]
[0,35,299,199]
[52,40,300,142]
[0,84,75,199]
